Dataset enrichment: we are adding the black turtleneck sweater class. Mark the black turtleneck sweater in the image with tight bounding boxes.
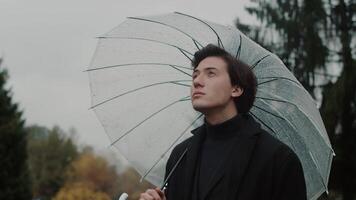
[194,114,245,199]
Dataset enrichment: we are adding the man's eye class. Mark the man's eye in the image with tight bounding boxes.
[208,72,215,76]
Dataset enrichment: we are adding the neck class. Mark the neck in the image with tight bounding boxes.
[204,101,238,125]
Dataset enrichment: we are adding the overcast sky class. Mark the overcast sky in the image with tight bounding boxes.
[0,0,256,150]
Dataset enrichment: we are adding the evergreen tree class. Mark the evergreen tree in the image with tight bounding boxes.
[0,58,32,199]
[237,0,329,95]
[319,1,356,199]
[237,0,355,199]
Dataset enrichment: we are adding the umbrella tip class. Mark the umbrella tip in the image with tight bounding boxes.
[331,148,336,156]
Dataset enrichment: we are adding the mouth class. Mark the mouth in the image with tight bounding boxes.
[192,92,205,97]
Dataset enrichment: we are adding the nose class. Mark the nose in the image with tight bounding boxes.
[192,74,204,88]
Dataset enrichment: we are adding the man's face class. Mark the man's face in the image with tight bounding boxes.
[191,56,241,113]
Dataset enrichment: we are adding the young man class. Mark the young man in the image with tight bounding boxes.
[140,44,307,200]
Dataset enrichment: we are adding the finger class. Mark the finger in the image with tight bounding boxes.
[155,188,167,200]
[154,188,165,197]
[140,192,154,200]
[146,189,161,200]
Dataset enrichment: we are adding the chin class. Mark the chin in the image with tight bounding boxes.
[191,102,213,113]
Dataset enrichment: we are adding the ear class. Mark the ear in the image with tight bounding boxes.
[231,86,243,97]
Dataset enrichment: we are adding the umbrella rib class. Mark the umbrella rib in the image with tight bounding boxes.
[235,35,242,59]
[178,48,193,62]
[90,80,191,109]
[308,151,329,193]
[174,12,225,49]
[255,96,295,105]
[252,104,285,120]
[97,36,195,57]
[127,17,204,50]
[180,96,191,101]
[86,62,192,72]
[256,96,328,152]
[257,95,334,151]
[257,97,326,149]
[258,76,301,86]
[257,78,279,86]
[249,109,298,152]
[253,98,299,151]
[170,81,191,87]
[253,99,324,153]
[248,111,278,136]
[168,64,192,78]
[140,113,204,183]
[253,101,330,196]
[251,54,270,70]
[110,96,193,146]
[193,40,202,50]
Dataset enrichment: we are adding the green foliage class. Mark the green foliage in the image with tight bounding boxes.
[26,125,78,200]
[0,58,32,200]
[26,125,153,200]
[239,0,329,94]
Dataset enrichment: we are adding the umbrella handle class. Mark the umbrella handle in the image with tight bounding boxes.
[160,147,188,190]
[118,193,128,200]
[116,147,188,200]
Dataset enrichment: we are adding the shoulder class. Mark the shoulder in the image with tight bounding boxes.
[169,136,192,160]
[255,129,301,167]
[256,132,307,199]
[165,135,193,171]
[244,114,288,157]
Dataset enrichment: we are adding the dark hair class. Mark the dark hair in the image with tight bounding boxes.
[191,44,257,114]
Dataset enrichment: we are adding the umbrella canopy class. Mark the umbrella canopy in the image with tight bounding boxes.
[87,12,334,200]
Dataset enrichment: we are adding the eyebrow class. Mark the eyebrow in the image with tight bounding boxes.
[193,67,218,73]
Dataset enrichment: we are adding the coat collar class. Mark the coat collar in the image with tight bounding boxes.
[184,113,262,200]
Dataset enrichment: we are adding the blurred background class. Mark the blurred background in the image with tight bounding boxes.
[0,0,354,199]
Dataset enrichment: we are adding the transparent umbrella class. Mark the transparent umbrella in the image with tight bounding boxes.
[87,12,334,200]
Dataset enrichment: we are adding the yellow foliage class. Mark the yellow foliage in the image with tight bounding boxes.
[65,152,120,196]
[53,182,110,200]
[55,151,156,200]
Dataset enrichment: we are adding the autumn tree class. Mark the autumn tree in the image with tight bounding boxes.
[53,182,111,200]
[55,149,121,199]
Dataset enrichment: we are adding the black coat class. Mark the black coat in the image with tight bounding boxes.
[164,114,307,200]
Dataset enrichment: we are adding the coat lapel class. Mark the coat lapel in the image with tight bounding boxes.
[226,132,260,199]
[183,124,207,200]
[227,117,262,200]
